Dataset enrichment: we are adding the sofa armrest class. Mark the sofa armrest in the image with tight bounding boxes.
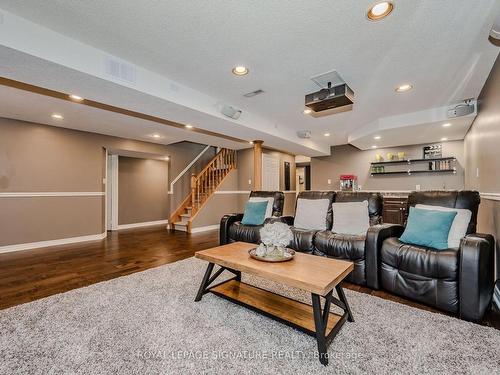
[219,213,244,245]
[365,224,405,289]
[459,233,495,322]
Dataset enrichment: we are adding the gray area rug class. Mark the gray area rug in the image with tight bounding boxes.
[1,257,499,375]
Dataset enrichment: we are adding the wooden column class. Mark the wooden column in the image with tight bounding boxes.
[253,140,263,191]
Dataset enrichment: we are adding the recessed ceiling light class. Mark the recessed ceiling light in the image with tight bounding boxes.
[395,84,413,93]
[69,94,84,101]
[374,135,381,140]
[442,123,452,127]
[152,134,161,138]
[51,113,63,120]
[303,109,312,115]
[372,145,377,149]
[164,156,170,161]
[185,124,193,129]
[324,133,331,137]
[367,1,394,21]
[232,66,249,76]
[441,137,448,141]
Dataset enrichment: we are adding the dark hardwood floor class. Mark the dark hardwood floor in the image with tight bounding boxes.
[0,227,498,330]
[0,227,217,310]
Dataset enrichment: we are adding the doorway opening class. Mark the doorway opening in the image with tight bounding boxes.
[296,164,311,192]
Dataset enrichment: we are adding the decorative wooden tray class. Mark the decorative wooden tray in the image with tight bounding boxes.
[248,248,295,263]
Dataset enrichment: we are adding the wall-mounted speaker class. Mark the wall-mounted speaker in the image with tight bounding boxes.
[221,105,242,119]
[297,130,312,139]
[489,12,500,46]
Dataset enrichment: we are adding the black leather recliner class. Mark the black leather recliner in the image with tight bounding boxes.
[372,190,494,322]
[314,192,383,286]
[278,191,383,286]
[220,191,285,245]
[279,191,336,254]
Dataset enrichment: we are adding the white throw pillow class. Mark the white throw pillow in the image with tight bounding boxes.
[294,198,330,230]
[249,197,274,218]
[416,204,472,249]
[332,200,370,235]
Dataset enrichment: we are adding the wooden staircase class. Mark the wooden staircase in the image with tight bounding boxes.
[169,148,236,232]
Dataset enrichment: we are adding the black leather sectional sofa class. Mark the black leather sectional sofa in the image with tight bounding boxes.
[220,190,495,321]
[222,190,383,286]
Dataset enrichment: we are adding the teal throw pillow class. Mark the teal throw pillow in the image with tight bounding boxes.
[400,207,457,250]
[241,201,268,226]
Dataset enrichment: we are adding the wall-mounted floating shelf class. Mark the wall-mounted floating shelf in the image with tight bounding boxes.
[371,169,457,176]
[370,156,457,177]
[370,156,456,166]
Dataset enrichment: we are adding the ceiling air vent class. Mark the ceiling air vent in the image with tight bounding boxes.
[104,57,137,84]
[243,89,264,98]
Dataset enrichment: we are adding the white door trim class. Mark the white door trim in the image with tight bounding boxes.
[109,154,119,230]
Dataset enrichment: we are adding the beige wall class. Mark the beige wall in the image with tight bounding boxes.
[118,156,169,225]
[0,118,214,247]
[464,55,500,193]
[311,142,465,191]
[235,148,254,191]
[464,53,500,277]
[0,197,103,246]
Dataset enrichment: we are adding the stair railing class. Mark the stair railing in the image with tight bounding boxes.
[190,148,236,215]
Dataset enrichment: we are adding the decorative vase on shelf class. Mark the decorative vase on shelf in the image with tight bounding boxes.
[375,154,383,162]
[397,152,406,161]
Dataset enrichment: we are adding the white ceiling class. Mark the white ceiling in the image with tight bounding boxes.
[0,84,244,150]
[0,0,499,153]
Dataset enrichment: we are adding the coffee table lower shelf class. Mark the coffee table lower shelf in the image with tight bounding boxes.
[194,259,354,365]
[211,279,343,336]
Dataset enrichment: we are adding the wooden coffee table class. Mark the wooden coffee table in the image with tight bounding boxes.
[194,242,354,365]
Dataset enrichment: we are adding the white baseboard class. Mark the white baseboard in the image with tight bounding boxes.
[0,192,105,197]
[190,224,219,233]
[116,219,169,230]
[173,224,188,232]
[0,232,107,254]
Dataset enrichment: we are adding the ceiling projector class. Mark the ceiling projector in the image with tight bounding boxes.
[305,81,354,114]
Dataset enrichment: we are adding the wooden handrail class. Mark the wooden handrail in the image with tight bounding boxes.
[190,148,236,214]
